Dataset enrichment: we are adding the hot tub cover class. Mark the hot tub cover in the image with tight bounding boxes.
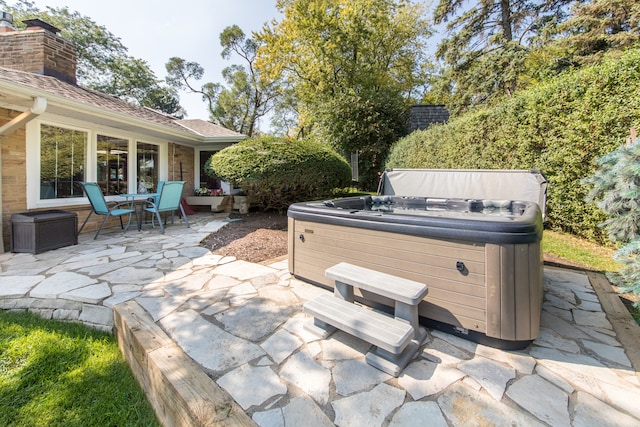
[378,169,547,219]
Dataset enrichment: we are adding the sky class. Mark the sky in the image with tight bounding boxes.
[22,0,282,121]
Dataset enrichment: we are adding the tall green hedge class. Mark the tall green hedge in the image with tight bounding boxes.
[387,48,640,244]
[206,136,352,211]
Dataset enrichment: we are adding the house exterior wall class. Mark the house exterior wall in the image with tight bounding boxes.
[1,106,28,246]
[169,143,195,197]
[1,106,101,248]
[0,107,200,250]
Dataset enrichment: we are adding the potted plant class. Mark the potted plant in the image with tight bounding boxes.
[185,188,230,212]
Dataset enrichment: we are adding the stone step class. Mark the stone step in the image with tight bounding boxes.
[304,294,414,354]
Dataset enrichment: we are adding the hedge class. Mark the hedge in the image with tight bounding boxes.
[387,48,640,244]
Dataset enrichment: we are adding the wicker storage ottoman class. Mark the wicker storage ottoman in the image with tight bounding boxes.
[11,210,78,254]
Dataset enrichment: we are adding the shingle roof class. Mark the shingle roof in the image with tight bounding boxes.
[176,119,244,138]
[0,66,244,139]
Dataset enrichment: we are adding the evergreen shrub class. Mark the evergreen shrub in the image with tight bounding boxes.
[387,48,640,244]
[583,139,640,304]
[206,136,352,211]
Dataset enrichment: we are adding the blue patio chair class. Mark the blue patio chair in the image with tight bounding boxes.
[77,182,138,240]
[142,181,189,234]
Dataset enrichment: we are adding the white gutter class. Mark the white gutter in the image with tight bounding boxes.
[0,96,47,253]
[0,80,222,145]
[0,96,47,136]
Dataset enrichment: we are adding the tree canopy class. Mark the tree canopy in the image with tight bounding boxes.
[255,0,432,189]
[1,0,184,117]
[556,0,640,64]
[432,0,577,114]
[166,25,277,137]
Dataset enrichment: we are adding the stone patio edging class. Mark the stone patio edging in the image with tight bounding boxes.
[114,300,254,427]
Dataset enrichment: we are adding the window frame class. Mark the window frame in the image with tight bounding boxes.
[26,118,168,209]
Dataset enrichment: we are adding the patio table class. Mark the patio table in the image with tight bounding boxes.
[119,193,158,230]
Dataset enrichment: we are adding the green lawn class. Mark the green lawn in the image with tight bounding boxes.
[0,311,160,427]
[542,229,620,273]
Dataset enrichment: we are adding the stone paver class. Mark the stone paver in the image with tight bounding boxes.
[260,328,303,364]
[333,358,393,396]
[458,356,515,400]
[160,308,265,372]
[1,214,640,425]
[506,374,571,426]
[332,383,405,427]
[280,350,331,405]
[388,401,448,427]
[217,364,287,410]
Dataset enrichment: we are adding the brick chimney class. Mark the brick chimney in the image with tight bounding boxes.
[0,16,77,85]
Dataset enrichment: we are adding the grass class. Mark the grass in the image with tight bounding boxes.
[543,230,640,323]
[542,229,620,273]
[0,311,160,427]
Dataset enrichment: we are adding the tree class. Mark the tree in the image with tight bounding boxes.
[432,0,575,114]
[583,131,640,306]
[256,0,431,189]
[165,25,278,136]
[556,0,640,64]
[1,0,184,116]
[165,57,221,115]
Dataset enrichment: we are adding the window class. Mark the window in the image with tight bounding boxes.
[28,120,169,209]
[199,150,220,190]
[40,124,87,199]
[137,142,159,193]
[97,135,128,195]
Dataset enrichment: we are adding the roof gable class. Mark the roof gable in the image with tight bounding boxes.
[0,66,245,142]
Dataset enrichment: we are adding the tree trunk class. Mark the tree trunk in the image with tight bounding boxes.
[501,0,513,42]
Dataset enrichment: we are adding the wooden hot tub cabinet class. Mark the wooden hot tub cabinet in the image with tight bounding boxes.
[288,195,544,350]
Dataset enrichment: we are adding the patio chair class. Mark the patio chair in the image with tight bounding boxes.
[77,182,138,240]
[142,181,189,234]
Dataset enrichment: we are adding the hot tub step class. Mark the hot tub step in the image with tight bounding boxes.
[325,262,428,304]
[304,294,414,354]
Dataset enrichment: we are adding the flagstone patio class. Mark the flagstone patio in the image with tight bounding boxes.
[1,212,639,426]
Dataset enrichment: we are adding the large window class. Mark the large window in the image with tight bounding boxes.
[137,142,159,193]
[40,124,87,199]
[29,120,168,209]
[97,135,128,195]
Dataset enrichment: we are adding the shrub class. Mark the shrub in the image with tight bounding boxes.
[206,136,352,211]
[583,139,640,304]
[387,47,640,244]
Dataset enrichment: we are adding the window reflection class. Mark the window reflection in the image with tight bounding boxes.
[40,124,86,199]
[137,142,159,193]
[97,135,128,195]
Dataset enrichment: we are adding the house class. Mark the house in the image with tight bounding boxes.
[0,14,245,250]
[408,105,449,132]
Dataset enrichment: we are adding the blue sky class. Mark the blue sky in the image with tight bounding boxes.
[27,0,281,120]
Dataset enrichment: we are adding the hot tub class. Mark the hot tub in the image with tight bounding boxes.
[288,169,546,350]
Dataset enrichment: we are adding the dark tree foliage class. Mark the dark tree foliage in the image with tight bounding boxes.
[433,0,577,114]
[556,0,640,64]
